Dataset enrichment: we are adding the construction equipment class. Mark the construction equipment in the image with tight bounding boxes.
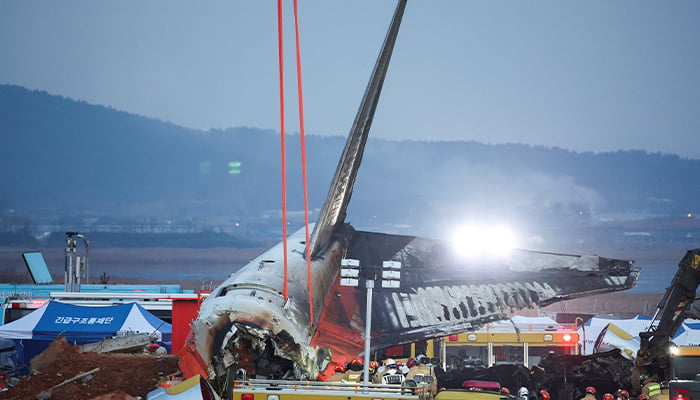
[634,249,700,398]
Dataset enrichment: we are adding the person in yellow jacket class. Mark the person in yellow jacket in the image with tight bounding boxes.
[327,364,346,382]
[405,355,437,396]
[580,386,597,400]
[640,375,668,400]
[342,357,365,383]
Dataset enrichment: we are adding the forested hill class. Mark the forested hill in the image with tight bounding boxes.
[2,84,699,243]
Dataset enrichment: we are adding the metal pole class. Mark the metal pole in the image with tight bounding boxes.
[362,279,374,391]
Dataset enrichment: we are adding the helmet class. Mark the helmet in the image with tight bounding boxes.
[518,387,529,397]
[638,396,649,400]
[604,394,614,400]
[406,358,416,368]
[639,374,650,384]
[502,388,511,395]
[369,361,379,371]
[540,390,550,400]
[416,354,426,362]
[334,364,345,373]
[384,358,397,369]
[586,387,597,395]
[618,390,629,399]
[350,357,363,366]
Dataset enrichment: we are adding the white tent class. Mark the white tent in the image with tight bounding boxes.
[670,320,700,346]
[578,315,653,355]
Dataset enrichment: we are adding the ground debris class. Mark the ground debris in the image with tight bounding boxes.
[0,338,179,400]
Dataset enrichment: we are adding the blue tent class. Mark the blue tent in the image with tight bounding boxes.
[0,301,171,365]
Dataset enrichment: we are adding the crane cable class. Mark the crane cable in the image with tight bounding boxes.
[292,0,315,325]
[276,0,289,301]
[277,0,314,324]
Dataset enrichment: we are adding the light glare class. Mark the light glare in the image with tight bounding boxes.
[452,224,517,258]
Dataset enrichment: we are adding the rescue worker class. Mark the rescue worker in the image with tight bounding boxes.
[580,386,597,400]
[342,357,364,383]
[615,389,630,400]
[518,386,530,400]
[374,358,404,385]
[640,374,667,400]
[397,360,410,375]
[369,361,379,375]
[327,364,346,382]
[405,354,437,396]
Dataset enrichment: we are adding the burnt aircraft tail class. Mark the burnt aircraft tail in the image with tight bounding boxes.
[308,0,407,260]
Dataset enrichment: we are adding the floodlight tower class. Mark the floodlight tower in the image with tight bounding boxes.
[64,231,89,292]
[340,259,402,391]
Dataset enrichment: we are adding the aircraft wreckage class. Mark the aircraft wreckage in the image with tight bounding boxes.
[178,0,640,393]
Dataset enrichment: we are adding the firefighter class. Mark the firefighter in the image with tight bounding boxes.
[518,387,530,400]
[640,375,667,400]
[580,386,597,400]
[405,354,437,396]
[342,357,364,383]
[615,389,630,400]
[327,364,346,382]
[374,358,404,385]
[368,360,379,381]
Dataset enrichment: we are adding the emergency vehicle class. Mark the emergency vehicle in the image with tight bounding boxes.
[229,378,431,400]
[377,317,579,369]
[148,374,433,400]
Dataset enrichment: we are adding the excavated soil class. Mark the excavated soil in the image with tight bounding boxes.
[0,338,180,400]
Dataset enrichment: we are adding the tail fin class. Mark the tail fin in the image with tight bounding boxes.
[308,0,407,259]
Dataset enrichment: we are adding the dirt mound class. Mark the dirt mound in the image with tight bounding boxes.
[0,338,180,400]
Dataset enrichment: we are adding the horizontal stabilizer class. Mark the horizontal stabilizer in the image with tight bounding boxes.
[314,230,639,354]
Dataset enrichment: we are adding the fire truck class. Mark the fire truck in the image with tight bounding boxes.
[147,372,434,400]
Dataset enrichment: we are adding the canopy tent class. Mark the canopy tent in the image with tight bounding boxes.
[669,320,700,346]
[0,301,171,364]
[578,315,652,355]
[580,315,700,357]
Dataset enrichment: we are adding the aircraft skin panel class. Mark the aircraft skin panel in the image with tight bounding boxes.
[311,229,640,358]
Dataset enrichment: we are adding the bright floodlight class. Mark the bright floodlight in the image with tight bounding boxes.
[452,225,517,258]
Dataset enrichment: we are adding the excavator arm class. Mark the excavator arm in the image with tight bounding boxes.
[634,249,700,389]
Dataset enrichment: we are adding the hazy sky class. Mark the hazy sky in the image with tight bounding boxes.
[1,1,699,158]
